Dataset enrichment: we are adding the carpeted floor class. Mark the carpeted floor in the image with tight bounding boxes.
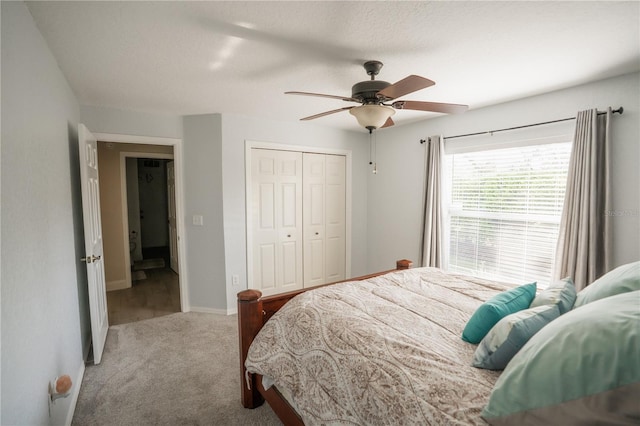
[72,312,281,425]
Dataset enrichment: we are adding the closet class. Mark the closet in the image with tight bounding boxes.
[249,148,346,296]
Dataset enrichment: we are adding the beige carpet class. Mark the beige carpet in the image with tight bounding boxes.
[72,312,281,425]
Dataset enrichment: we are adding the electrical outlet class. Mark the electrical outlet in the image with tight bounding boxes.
[232,274,239,286]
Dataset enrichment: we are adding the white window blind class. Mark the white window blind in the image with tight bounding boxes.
[444,142,572,287]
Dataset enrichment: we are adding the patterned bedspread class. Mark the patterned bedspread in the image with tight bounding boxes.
[245,267,513,425]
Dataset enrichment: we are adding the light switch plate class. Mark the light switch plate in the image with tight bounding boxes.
[192,215,203,226]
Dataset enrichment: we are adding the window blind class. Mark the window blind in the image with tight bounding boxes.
[444,142,572,287]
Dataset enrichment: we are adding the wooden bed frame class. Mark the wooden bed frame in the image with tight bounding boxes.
[237,259,413,425]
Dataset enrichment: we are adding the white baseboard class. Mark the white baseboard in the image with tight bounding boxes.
[106,279,129,292]
[189,306,237,316]
[65,361,85,425]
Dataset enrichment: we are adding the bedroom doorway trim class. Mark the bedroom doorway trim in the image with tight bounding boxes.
[244,140,353,293]
[94,132,189,312]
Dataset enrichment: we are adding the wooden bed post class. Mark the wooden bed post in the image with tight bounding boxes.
[397,259,413,270]
[237,289,265,408]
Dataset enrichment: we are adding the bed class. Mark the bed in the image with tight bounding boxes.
[237,260,640,425]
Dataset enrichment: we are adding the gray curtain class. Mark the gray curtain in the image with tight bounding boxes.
[420,135,444,268]
[554,108,612,290]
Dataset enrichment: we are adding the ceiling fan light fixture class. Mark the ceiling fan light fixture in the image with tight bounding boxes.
[286,60,468,128]
[349,105,395,131]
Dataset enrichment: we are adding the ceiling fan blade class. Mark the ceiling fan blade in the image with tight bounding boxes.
[286,91,359,103]
[377,75,435,100]
[381,117,395,128]
[393,100,468,114]
[300,106,354,121]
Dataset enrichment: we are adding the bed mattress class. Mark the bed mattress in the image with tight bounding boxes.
[246,267,513,425]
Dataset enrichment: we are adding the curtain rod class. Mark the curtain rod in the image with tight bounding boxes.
[420,107,623,143]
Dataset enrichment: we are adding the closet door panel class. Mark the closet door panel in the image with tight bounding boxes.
[252,149,345,295]
[309,184,325,226]
[281,240,299,288]
[303,153,326,287]
[251,149,303,295]
[308,239,325,283]
[252,150,277,292]
[325,155,346,282]
[277,151,303,292]
[259,183,275,228]
[258,244,276,291]
[281,183,298,228]
[326,236,343,281]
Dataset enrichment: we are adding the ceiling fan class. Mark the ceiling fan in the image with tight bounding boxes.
[286,60,468,132]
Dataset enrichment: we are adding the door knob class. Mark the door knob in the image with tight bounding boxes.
[81,255,102,264]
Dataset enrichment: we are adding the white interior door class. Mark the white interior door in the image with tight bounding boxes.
[78,124,109,364]
[167,161,179,273]
[251,149,303,296]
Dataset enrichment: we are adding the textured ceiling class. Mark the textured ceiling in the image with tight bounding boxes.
[26,1,640,131]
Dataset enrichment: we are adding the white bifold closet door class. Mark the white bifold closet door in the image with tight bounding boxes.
[251,149,304,296]
[250,149,346,296]
[303,153,346,287]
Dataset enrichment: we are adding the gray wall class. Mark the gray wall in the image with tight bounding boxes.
[1,2,84,424]
[1,4,637,424]
[77,109,369,313]
[182,114,227,311]
[80,104,183,139]
[368,72,640,272]
[80,108,228,311]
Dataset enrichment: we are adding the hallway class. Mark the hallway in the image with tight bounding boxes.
[107,267,180,326]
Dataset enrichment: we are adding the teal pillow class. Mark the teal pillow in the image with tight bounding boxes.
[529,277,576,314]
[473,304,560,370]
[462,282,537,344]
[573,261,640,308]
[482,290,640,425]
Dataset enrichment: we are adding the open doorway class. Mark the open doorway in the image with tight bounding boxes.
[96,142,182,325]
[130,157,172,272]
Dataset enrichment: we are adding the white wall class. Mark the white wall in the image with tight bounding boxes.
[1,2,84,424]
[220,114,369,312]
[368,72,640,273]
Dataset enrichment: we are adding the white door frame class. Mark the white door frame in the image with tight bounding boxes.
[245,140,353,291]
[119,152,174,290]
[166,160,179,274]
[95,133,189,312]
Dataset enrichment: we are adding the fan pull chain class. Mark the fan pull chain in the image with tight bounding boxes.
[369,130,377,174]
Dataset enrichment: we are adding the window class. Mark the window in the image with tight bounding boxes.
[444,142,572,287]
